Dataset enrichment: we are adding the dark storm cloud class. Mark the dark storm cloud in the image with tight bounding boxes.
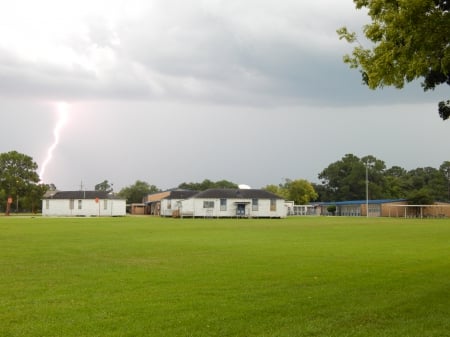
[1,0,434,107]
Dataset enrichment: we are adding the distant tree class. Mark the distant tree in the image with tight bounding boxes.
[440,161,450,201]
[262,184,289,199]
[338,0,450,120]
[327,205,337,216]
[311,183,330,202]
[284,179,318,204]
[318,154,388,201]
[384,166,408,199]
[405,167,447,202]
[118,180,160,204]
[21,183,49,213]
[95,180,113,192]
[407,188,435,205]
[0,151,45,214]
[263,179,318,203]
[178,179,238,191]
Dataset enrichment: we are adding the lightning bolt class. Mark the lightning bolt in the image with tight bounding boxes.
[39,102,70,183]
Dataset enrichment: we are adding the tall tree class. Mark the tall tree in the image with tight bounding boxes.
[384,165,408,198]
[118,180,160,204]
[0,151,45,214]
[318,154,387,201]
[338,0,450,119]
[405,167,447,201]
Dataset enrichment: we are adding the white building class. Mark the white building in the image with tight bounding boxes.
[42,191,126,217]
[161,188,287,218]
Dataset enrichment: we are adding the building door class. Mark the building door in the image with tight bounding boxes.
[236,204,246,216]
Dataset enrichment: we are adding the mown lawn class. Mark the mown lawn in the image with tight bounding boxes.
[0,216,449,337]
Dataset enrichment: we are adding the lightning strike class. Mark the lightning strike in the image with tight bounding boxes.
[39,102,70,183]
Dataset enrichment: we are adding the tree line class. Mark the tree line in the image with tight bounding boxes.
[1,150,449,212]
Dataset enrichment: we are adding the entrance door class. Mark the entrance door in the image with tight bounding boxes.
[236,204,246,216]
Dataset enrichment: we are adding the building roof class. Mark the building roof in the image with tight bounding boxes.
[192,188,283,199]
[44,191,123,200]
[166,189,199,200]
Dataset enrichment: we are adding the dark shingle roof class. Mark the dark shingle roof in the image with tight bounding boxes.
[45,191,122,200]
[192,189,283,199]
[166,190,199,200]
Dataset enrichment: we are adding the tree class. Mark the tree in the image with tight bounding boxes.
[262,184,289,200]
[318,154,387,201]
[95,180,113,192]
[0,151,45,214]
[284,179,318,204]
[178,179,238,191]
[404,166,447,201]
[384,165,408,198]
[439,161,450,201]
[263,179,318,203]
[118,180,160,204]
[338,0,450,119]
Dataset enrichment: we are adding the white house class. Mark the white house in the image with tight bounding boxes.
[161,188,287,218]
[159,189,199,217]
[42,191,126,217]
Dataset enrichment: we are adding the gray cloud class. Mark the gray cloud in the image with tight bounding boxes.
[0,1,448,191]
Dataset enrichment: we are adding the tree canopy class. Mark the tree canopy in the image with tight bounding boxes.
[95,180,113,193]
[0,151,47,213]
[263,179,318,204]
[178,179,238,191]
[117,180,160,204]
[317,153,450,203]
[338,0,450,119]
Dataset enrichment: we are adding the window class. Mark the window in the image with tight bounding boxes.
[252,198,259,211]
[203,201,214,208]
[78,200,82,210]
[45,200,50,209]
[270,199,276,211]
[167,200,172,209]
[69,199,74,210]
[220,199,227,211]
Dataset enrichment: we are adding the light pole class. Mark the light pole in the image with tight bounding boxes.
[365,163,373,218]
[366,164,369,218]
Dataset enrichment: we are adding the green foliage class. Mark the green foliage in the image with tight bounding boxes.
[317,154,450,203]
[1,216,450,336]
[178,179,238,191]
[118,180,160,203]
[263,179,318,203]
[94,180,113,192]
[263,184,288,199]
[327,205,337,215]
[407,188,435,205]
[0,151,47,213]
[284,179,318,204]
[338,0,450,119]
[318,154,387,201]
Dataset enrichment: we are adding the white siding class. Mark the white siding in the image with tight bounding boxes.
[179,198,286,218]
[42,198,126,217]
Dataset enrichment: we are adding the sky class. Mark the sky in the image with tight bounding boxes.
[0,0,448,192]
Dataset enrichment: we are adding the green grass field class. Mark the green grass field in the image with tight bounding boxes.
[0,216,449,337]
